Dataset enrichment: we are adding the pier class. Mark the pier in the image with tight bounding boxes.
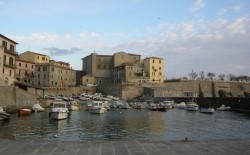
[1,139,249,155]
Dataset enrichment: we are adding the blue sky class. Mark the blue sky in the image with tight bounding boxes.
[1,0,250,79]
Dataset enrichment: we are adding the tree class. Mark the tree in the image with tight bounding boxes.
[207,72,216,80]
[188,71,198,80]
[199,71,205,80]
[218,74,225,81]
[227,74,236,81]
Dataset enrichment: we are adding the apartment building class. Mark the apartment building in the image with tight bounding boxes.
[81,51,164,84]
[19,51,50,64]
[34,60,76,87]
[15,58,36,85]
[0,34,18,86]
[144,57,164,83]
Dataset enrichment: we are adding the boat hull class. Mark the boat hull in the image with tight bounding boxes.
[90,108,106,114]
[19,109,32,116]
[49,112,69,120]
[0,112,10,121]
[200,108,215,114]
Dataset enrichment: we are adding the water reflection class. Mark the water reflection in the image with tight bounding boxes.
[1,108,250,141]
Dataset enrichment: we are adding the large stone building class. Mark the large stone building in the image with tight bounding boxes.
[81,51,164,85]
[0,34,18,86]
[34,60,76,87]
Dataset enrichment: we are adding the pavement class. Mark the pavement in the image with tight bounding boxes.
[0,139,250,155]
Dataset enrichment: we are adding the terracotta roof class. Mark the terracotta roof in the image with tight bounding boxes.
[0,34,18,44]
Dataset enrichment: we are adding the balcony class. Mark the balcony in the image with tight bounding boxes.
[3,61,15,68]
[4,47,18,56]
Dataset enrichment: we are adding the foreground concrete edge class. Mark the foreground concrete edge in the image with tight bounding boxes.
[0,139,250,155]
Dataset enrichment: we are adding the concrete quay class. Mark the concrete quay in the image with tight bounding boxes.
[0,139,250,155]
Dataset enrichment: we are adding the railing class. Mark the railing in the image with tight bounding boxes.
[3,61,15,68]
[4,48,18,56]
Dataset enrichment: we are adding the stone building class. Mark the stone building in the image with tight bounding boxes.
[0,34,18,86]
[34,60,76,87]
[15,58,36,85]
[81,51,164,85]
[144,57,164,83]
[19,51,50,64]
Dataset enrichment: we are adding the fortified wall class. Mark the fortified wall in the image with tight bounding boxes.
[97,80,250,101]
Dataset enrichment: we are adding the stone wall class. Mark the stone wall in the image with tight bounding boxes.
[0,86,38,113]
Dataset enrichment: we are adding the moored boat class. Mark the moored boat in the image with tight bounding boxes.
[200,107,215,114]
[68,101,80,111]
[49,101,69,120]
[185,102,199,111]
[19,108,32,116]
[89,101,106,114]
[0,106,10,121]
[216,104,231,111]
[31,103,45,112]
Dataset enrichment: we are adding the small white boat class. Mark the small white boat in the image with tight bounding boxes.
[89,101,106,114]
[175,102,186,109]
[217,104,231,111]
[31,103,45,112]
[185,102,199,111]
[118,102,130,109]
[49,101,69,120]
[69,101,80,111]
[0,106,10,121]
[200,107,215,114]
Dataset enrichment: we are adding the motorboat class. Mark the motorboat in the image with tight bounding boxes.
[19,108,32,116]
[68,100,80,111]
[118,102,130,109]
[89,101,106,114]
[163,101,174,109]
[185,102,199,111]
[31,103,45,112]
[0,106,10,121]
[216,104,231,111]
[49,101,69,120]
[175,102,186,109]
[149,103,167,112]
[200,107,215,114]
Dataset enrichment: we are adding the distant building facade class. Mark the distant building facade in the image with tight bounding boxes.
[0,34,18,86]
[34,60,76,87]
[15,58,36,85]
[81,51,164,85]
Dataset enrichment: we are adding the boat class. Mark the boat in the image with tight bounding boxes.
[89,101,106,114]
[200,107,215,114]
[118,102,130,109]
[68,100,80,111]
[185,102,199,111]
[0,106,10,121]
[149,103,167,112]
[49,101,69,120]
[216,104,231,111]
[175,102,186,109]
[19,108,32,116]
[31,103,45,112]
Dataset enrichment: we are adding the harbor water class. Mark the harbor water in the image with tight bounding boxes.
[1,107,250,141]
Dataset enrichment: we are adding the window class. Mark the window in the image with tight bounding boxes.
[44,74,46,78]
[98,64,100,69]
[43,67,47,71]
[42,57,45,61]
[159,67,161,70]
[37,56,39,60]
[19,63,21,67]
[2,41,7,49]
[152,66,155,69]
[51,81,53,86]
[9,70,12,76]
[10,44,14,52]
[31,65,33,69]
[38,82,40,85]
[159,60,161,64]
[38,74,40,78]
[25,64,28,68]
[153,59,155,63]
[38,67,40,71]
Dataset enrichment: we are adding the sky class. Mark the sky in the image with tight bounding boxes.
[1,0,250,79]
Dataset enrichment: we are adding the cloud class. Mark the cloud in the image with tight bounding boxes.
[190,0,205,12]
[43,47,82,56]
